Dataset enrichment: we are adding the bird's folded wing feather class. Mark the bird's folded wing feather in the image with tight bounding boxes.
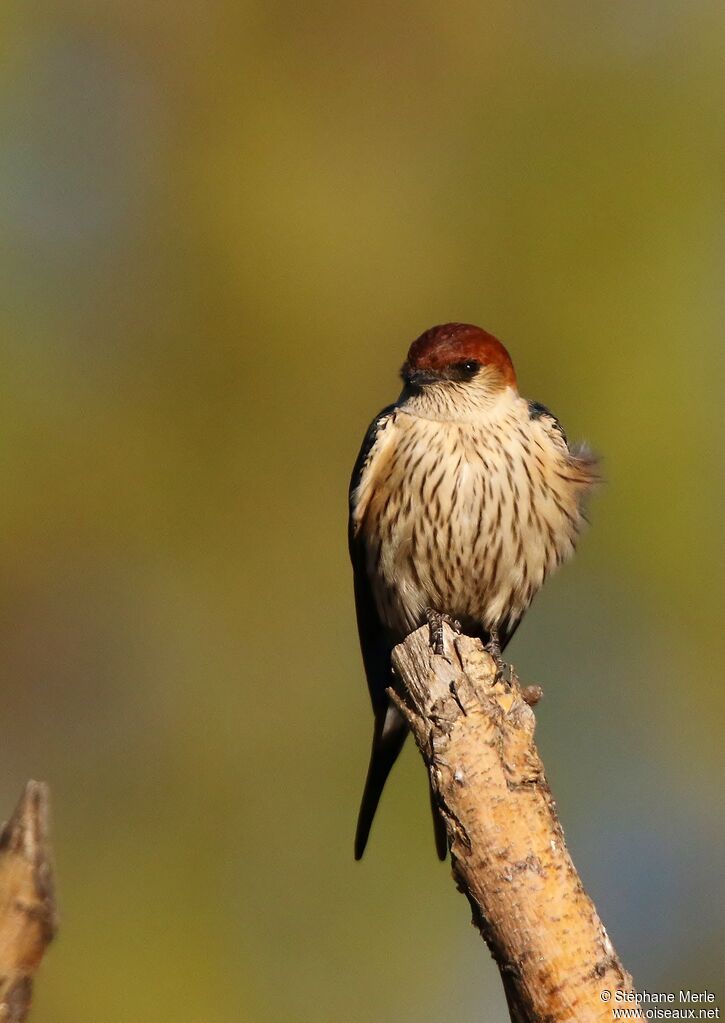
[348,405,399,714]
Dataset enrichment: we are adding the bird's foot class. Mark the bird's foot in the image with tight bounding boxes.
[484,627,508,684]
[426,609,461,655]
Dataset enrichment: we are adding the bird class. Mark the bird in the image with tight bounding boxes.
[349,322,599,860]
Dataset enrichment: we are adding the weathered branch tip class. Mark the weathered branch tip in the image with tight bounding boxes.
[0,781,57,1023]
[389,622,642,1023]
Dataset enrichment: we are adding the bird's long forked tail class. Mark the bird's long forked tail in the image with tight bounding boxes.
[354,703,448,860]
[355,705,407,860]
[428,777,448,860]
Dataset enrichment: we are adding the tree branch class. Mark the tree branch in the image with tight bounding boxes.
[389,624,642,1023]
[0,782,57,1022]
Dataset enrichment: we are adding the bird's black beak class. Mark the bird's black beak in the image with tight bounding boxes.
[401,364,440,387]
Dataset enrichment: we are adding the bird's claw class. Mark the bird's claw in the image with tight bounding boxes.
[484,627,509,684]
[426,609,461,655]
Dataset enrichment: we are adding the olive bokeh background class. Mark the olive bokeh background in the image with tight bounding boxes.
[1,4,723,1021]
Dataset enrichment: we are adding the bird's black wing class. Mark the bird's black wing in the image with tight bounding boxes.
[348,404,445,858]
[530,400,600,479]
[528,400,569,448]
[348,403,399,716]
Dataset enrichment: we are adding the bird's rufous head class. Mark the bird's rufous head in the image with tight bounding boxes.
[401,323,517,392]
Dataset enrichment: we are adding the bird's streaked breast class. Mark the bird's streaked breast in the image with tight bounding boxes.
[351,398,596,639]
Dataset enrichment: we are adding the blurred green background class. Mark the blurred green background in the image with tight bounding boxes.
[1,2,723,1021]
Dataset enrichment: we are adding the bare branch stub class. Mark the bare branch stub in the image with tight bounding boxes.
[0,781,57,1023]
[390,623,643,1023]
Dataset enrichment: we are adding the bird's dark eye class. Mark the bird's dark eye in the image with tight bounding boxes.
[454,360,480,377]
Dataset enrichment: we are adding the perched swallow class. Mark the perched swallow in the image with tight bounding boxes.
[349,323,599,858]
